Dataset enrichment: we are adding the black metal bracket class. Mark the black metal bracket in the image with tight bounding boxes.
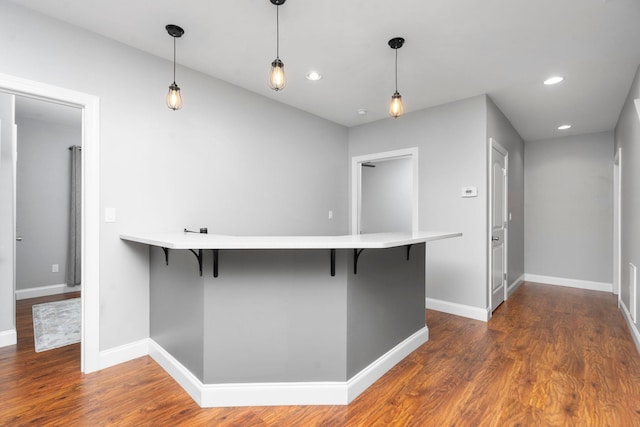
[159,247,214,277]
[354,249,365,274]
[212,249,219,277]
[189,249,203,276]
[406,244,413,261]
[160,247,350,278]
[330,249,336,277]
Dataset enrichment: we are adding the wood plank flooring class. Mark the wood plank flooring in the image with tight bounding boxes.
[2,283,640,426]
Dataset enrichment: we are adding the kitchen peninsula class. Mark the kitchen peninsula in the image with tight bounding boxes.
[120,231,461,407]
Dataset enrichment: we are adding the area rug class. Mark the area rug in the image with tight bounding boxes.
[32,298,81,352]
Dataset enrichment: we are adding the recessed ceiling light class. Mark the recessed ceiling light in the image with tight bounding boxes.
[557,124,572,130]
[357,109,367,115]
[305,71,322,81]
[544,76,564,85]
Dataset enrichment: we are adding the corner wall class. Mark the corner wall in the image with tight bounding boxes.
[615,64,640,349]
[348,96,488,317]
[486,96,525,292]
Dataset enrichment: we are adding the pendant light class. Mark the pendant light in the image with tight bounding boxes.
[388,37,405,118]
[269,0,286,91]
[166,24,184,110]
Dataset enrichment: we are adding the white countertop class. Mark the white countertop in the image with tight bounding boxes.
[120,231,462,250]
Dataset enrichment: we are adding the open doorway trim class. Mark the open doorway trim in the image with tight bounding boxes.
[351,148,418,235]
[0,73,100,373]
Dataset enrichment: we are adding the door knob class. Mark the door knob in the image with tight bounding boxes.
[16,236,23,242]
[491,236,499,241]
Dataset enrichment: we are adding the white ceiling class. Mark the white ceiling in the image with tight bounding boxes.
[10,0,640,141]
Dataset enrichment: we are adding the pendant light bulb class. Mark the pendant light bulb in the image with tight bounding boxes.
[269,0,286,91]
[270,58,286,91]
[165,24,184,110]
[388,37,405,118]
[167,82,183,110]
[389,91,404,118]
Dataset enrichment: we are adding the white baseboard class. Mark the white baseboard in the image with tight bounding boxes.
[15,283,81,300]
[620,300,640,354]
[346,327,428,402]
[148,339,204,405]
[508,274,525,296]
[98,339,149,370]
[426,298,489,322]
[524,274,612,293]
[0,329,17,348]
[149,327,429,407]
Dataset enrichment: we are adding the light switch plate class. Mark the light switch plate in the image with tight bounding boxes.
[105,207,116,223]
[461,186,478,198]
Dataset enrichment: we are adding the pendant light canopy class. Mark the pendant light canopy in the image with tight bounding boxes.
[388,37,405,118]
[166,24,184,110]
[269,0,286,91]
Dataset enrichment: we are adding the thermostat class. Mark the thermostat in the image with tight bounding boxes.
[461,186,478,198]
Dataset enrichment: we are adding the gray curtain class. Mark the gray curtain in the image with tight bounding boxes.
[66,145,81,287]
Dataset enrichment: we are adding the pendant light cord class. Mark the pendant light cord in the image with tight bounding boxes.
[394,48,398,92]
[173,36,177,84]
[276,5,280,59]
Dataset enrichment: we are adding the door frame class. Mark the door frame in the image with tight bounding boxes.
[614,147,622,302]
[0,73,100,373]
[488,138,508,313]
[351,147,419,235]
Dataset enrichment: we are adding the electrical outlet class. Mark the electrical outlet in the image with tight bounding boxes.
[328,210,333,220]
[52,264,59,273]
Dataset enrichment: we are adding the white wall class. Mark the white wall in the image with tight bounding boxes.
[360,158,412,233]
[0,93,16,340]
[0,3,349,351]
[486,96,525,290]
[349,96,488,315]
[615,64,640,338]
[525,131,614,284]
[15,116,81,290]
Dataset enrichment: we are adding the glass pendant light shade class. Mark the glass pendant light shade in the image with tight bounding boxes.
[269,58,286,91]
[166,24,184,111]
[389,91,404,118]
[269,0,286,91]
[166,82,183,110]
[388,37,405,118]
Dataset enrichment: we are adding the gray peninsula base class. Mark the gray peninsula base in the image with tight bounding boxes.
[149,244,426,405]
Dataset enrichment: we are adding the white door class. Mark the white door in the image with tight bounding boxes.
[491,142,507,312]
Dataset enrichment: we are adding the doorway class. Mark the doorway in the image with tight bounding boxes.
[14,96,82,300]
[360,157,413,233]
[0,73,100,373]
[351,148,418,235]
[489,138,508,312]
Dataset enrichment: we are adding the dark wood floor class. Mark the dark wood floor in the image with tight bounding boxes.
[2,283,640,426]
